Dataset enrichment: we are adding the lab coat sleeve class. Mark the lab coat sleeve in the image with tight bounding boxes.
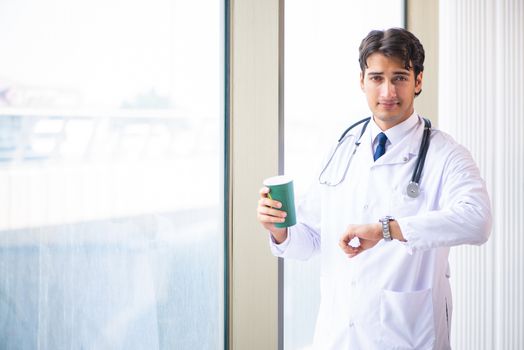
[269,180,322,260]
[396,142,492,252]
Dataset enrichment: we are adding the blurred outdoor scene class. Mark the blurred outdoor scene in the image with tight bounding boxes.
[0,0,224,349]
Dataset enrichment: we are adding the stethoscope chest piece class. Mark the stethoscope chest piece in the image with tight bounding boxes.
[407,181,420,198]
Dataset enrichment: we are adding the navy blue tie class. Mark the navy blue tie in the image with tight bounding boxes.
[373,132,388,161]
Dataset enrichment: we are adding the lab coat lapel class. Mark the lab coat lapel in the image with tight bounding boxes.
[372,121,424,166]
[358,127,376,169]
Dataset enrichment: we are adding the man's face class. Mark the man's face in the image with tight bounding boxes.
[360,53,423,130]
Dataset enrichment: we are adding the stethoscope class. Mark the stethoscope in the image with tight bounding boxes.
[318,116,432,198]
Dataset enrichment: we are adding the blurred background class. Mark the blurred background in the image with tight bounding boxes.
[0,0,224,349]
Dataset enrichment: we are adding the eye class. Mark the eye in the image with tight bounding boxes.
[369,75,382,82]
[394,75,408,82]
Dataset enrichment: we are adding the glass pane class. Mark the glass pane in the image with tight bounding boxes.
[0,0,224,349]
[284,1,404,349]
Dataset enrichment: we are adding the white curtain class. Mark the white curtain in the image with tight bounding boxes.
[439,0,524,348]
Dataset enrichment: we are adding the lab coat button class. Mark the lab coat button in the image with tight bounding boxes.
[363,204,369,210]
[403,156,409,162]
[349,321,355,328]
[350,280,356,287]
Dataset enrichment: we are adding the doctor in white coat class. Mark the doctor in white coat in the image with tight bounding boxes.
[257,28,492,350]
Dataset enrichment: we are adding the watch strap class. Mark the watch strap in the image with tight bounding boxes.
[379,216,394,241]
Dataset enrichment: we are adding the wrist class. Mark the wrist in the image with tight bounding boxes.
[377,217,406,242]
[374,223,383,240]
[388,220,405,241]
[379,216,394,241]
[270,227,288,244]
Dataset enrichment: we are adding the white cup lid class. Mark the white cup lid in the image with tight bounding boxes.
[263,175,293,186]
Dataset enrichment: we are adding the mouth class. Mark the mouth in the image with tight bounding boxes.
[378,101,399,110]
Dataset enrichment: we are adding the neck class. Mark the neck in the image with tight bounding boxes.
[373,110,414,131]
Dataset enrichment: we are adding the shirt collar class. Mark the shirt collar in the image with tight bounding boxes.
[370,111,420,147]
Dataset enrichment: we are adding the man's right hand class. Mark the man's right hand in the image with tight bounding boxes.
[257,187,288,244]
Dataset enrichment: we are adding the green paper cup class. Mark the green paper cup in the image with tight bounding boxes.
[263,175,297,228]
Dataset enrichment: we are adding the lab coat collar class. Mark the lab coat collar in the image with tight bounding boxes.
[368,112,424,165]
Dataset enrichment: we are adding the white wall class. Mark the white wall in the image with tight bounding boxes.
[408,0,439,125]
[439,0,524,349]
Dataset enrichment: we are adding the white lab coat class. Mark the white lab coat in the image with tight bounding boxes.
[270,114,492,350]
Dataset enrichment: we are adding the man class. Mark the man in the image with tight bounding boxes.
[257,28,492,349]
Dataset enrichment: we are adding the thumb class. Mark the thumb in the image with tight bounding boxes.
[339,231,356,246]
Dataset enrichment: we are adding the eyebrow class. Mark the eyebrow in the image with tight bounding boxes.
[367,71,410,76]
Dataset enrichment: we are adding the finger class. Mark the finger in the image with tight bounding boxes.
[340,224,358,244]
[346,246,362,258]
[259,187,270,197]
[257,212,286,224]
[257,206,287,218]
[339,240,359,254]
[347,250,362,258]
[258,197,282,209]
[339,231,356,245]
[340,235,351,245]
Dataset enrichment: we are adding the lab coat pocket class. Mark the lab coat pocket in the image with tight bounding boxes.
[379,288,435,350]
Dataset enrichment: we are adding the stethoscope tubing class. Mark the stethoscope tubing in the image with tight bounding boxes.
[411,118,432,185]
[338,117,372,142]
[318,117,371,186]
[319,116,431,197]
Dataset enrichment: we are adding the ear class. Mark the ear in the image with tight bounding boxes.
[360,72,365,91]
[415,71,423,94]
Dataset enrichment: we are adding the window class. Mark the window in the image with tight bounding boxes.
[0,0,224,349]
[284,1,404,348]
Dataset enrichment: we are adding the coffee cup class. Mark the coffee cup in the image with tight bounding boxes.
[263,175,297,228]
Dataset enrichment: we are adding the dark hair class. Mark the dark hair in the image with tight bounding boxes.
[359,28,425,96]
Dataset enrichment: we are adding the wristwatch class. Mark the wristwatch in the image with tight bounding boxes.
[379,216,395,241]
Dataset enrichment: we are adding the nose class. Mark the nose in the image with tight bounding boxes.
[380,80,397,99]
